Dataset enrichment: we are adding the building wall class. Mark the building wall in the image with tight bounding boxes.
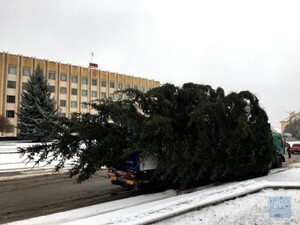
[0,52,160,137]
[280,111,300,133]
[280,121,289,134]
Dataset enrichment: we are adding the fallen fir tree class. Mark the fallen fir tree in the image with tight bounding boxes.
[19,83,276,189]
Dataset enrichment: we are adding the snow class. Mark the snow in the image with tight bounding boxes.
[2,142,300,225]
[158,189,300,225]
[272,127,282,134]
[0,142,73,173]
[288,141,300,147]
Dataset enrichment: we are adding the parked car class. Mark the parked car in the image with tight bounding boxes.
[290,143,300,154]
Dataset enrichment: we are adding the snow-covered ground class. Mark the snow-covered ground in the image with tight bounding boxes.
[0,142,74,173]
[158,189,300,225]
[2,142,300,225]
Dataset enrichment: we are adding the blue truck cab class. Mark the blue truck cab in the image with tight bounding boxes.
[107,153,157,190]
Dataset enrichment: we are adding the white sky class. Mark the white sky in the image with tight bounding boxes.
[1,0,299,128]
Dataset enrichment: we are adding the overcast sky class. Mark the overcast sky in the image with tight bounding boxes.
[1,0,299,128]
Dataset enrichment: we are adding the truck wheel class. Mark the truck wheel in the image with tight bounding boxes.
[274,155,283,168]
[111,180,118,185]
[133,182,140,191]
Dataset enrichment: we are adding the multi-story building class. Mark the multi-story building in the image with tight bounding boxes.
[0,52,160,137]
[280,111,300,133]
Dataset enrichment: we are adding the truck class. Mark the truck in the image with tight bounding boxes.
[107,153,157,190]
[272,131,286,168]
[108,132,286,190]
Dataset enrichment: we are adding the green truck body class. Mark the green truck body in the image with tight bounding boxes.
[272,132,285,168]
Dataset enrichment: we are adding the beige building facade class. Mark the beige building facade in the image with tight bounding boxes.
[280,111,300,133]
[0,52,160,137]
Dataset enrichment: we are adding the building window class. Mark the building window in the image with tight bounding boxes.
[118,93,122,100]
[48,72,56,80]
[60,100,66,107]
[126,84,130,89]
[23,68,30,76]
[8,66,17,75]
[92,79,97,86]
[6,110,15,118]
[141,87,145,93]
[109,93,115,100]
[101,81,106,87]
[7,81,16,89]
[101,92,106,99]
[71,88,77,95]
[134,85,138,90]
[118,83,123,90]
[22,82,28,90]
[71,101,77,108]
[82,77,88,84]
[60,87,67,94]
[110,82,115,88]
[61,74,67,81]
[92,91,97,97]
[49,85,55,93]
[72,76,78,83]
[60,113,66,117]
[7,95,16,103]
[82,102,88,109]
[82,90,88,96]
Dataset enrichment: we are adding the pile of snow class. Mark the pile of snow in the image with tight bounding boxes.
[8,168,300,225]
[272,127,282,134]
[0,142,74,173]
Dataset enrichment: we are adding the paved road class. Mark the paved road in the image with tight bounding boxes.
[282,151,300,168]
[0,170,127,224]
